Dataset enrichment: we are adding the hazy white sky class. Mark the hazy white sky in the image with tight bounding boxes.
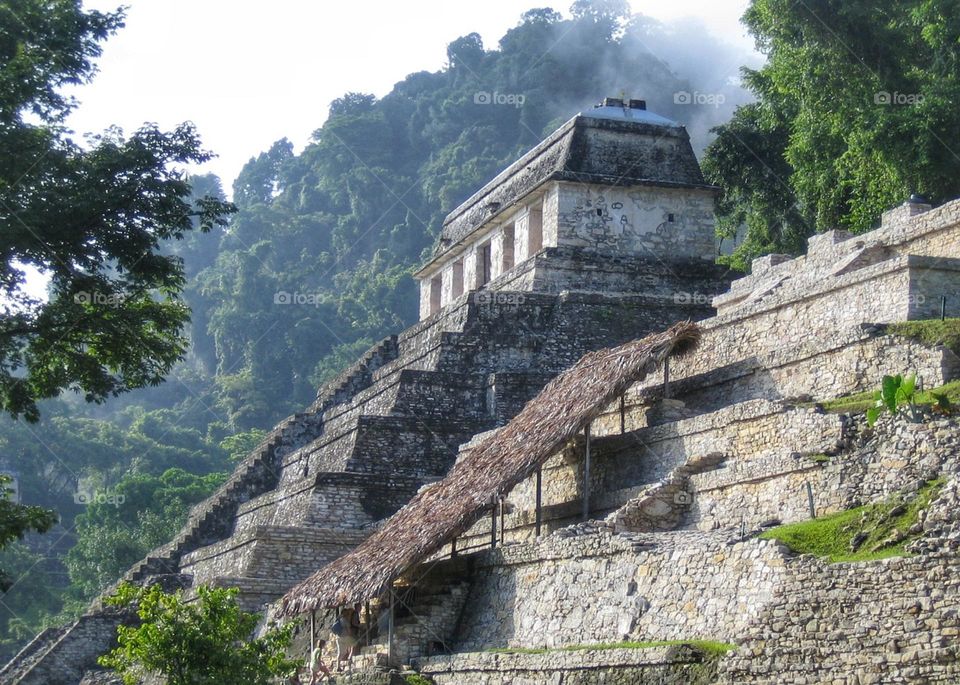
[69,0,755,190]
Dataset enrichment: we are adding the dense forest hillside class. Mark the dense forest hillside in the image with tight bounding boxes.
[0,2,752,661]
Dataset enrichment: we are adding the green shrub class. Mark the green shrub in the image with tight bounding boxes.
[867,374,918,426]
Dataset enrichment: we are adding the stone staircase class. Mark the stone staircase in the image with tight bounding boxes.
[115,410,325,588]
[0,627,68,683]
[359,578,472,667]
[313,336,400,413]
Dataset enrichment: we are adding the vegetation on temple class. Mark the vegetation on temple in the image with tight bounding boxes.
[703,0,960,270]
[759,479,945,562]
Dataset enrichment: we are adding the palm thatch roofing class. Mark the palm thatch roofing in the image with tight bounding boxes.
[278,321,701,616]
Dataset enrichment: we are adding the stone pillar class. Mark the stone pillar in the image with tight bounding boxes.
[418,279,432,320]
[541,184,560,248]
[514,208,532,264]
[441,262,455,307]
[463,246,479,291]
[491,228,506,280]
[882,200,933,228]
[450,258,465,299]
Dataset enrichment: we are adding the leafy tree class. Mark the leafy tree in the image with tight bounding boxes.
[705,0,960,267]
[0,0,235,422]
[219,428,267,462]
[65,468,225,598]
[100,583,299,685]
[0,475,57,590]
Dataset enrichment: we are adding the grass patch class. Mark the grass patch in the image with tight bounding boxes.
[488,640,734,657]
[810,379,960,416]
[404,675,434,685]
[888,318,960,356]
[759,478,945,562]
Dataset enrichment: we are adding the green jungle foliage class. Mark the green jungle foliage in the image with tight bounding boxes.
[99,584,298,685]
[703,0,960,270]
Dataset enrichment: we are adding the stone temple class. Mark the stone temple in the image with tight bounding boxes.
[414,97,719,316]
[5,98,960,684]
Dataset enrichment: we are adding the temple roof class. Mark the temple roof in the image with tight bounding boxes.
[422,99,715,271]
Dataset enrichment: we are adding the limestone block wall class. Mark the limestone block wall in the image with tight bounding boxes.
[421,646,719,685]
[553,181,716,262]
[179,526,367,587]
[630,325,959,415]
[489,246,732,301]
[677,402,959,533]
[453,531,789,651]
[717,198,960,320]
[716,552,960,684]
[450,400,846,551]
[234,473,425,533]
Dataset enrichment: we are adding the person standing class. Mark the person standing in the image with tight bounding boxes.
[309,638,332,684]
[332,606,361,672]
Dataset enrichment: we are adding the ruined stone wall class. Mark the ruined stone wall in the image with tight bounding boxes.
[421,646,721,685]
[179,526,367,589]
[449,400,846,551]
[717,552,960,684]
[453,531,788,651]
[551,181,716,262]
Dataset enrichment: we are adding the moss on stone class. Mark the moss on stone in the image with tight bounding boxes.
[888,318,960,356]
[403,675,434,685]
[488,640,734,657]
[759,479,945,563]
[811,379,960,416]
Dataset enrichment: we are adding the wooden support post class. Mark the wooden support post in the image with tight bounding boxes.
[583,423,592,521]
[490,494,497,549]
[499,496,505,544]
[310,610,315,650]
[942,296,948,321]
[663,358,671,400]
[619,394,626,434]
[805,481,816,519]
[451,537,457,558]
[535,467,543,537]
[387,591,395,664]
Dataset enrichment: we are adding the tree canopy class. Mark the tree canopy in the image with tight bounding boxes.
[0,0,235,421]
[100,584,298,685]
[704,0,960,269]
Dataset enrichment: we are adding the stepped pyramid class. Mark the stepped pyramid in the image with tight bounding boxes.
[1,97,733,684]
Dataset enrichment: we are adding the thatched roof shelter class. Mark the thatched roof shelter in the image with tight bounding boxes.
[278,321,701,616]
